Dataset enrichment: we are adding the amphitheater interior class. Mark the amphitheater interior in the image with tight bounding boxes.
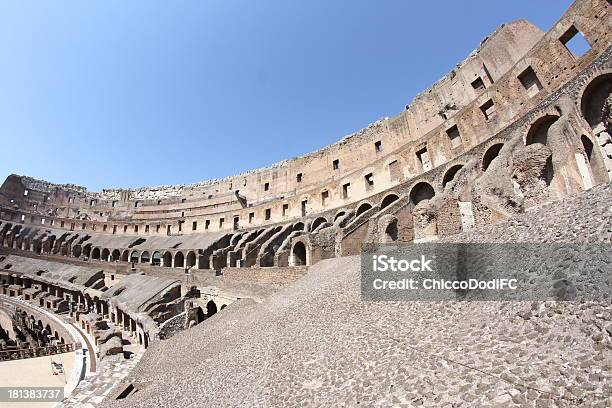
[0,0,610,406]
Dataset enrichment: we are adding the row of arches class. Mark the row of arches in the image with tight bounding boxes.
[86,247,198,268]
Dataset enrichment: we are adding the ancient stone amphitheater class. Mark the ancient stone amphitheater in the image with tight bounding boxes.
[0,0,610,407]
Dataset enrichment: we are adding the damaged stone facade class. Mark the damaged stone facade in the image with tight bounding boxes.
[0,1,609,275]
[0,3,609,279]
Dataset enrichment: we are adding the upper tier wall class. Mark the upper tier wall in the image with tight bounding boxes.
[1,0,610,235]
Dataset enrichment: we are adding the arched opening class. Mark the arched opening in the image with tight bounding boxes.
[121,250,130,262]
[292,241,307,266]
[83,245,92,258]
[311,217,327,232]
[442,165,464,188]
[333,211,346,221]
[482,143,504,172]
[356,203,373,217]
[174,252,184,268]
[101,248,110,261]
[525,115,559,146]
[140,251,150,264]
[385,221,398,241]
[91,247,100,260]
[186,251,196,268]
[162,252,172,267]
[111,249,121,262]
[293,222,305,231]
[130,250,140,264]
[195,307,205,323]
[380,194,399,209]
[72,245,82,258]
[409,182,435,206]
[581,73,612,129]
[582,135,594,161]
[206,301,217,317]
[152,251,161,266]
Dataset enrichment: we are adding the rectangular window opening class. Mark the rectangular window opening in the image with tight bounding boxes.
[480,99,496,121]
[560,25,591,57]
[332,159,339,170]
[518,66,543,97]
[471,77,485,91]
[374,141,382,153]
[416,147,432,172]
[342,183,351,199]
[321,190,329,206]
[446,125,462,148]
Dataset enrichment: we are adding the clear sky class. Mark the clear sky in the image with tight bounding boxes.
[0,0,573,191]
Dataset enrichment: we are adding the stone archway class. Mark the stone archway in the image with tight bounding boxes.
[409,182,435,206]
[291,241,307,266]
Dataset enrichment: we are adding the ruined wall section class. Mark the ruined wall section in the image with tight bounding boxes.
[1,0,609,238]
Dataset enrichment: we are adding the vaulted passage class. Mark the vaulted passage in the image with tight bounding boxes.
[482,144,504,171]
[526,115,559,146]
[442,165,464,187]
[581,73,612,129]
[311,217,327,232]
[186,251,196,268]
[206,301,217,317]
[292,242,307,266]
[151,251,161,266]
[409,182,435,206]
[356,203,372,217]
[380,194,399,209]
[174,252,184,268]
[130,250,140,263]
[162,252,172,267]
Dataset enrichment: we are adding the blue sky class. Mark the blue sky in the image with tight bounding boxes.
[0,0,573,191]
